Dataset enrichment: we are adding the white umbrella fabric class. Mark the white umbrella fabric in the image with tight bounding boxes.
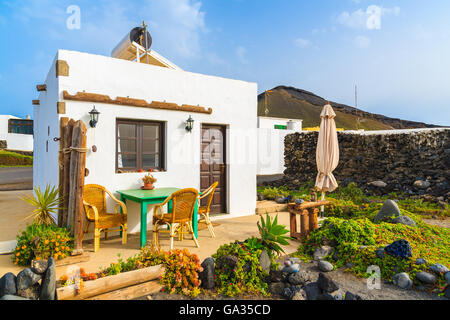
[315,103,339,216]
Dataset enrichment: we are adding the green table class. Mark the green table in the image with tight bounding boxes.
[117,188,198,248]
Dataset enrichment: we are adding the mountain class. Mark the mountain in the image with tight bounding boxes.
[257,86,440,130]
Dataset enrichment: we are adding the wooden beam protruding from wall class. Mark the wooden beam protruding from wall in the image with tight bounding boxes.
[36,84,47,91]
[32,100,40,105]
[62,90,213,115]
[56,60,69,77]
[57,102,66,114]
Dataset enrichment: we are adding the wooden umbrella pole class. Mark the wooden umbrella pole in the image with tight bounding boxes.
[321,192,325,217]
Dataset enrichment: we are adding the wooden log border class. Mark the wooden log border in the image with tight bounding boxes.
[63,90,213,115]
[57,264,164,300]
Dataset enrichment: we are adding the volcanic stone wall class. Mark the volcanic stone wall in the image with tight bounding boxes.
[282,128,450,199]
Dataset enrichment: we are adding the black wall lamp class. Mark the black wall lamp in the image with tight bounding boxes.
[185,115,194,132]
[89,106,100,128]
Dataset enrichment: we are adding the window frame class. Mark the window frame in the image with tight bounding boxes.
[8,119,33,135]
[115,119,165,173]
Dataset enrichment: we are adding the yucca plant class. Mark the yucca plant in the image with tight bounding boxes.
[23,185,62,225]
[257,214,291,256]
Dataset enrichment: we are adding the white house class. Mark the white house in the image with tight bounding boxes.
[33,48,257,234]
[257,116,302,176]
[0,115,34,151]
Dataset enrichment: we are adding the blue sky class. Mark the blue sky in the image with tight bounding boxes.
[0,0,449,125]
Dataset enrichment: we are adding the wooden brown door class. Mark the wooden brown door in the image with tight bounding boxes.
[200,124,226,214]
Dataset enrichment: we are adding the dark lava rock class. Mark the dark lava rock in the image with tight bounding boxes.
[31,259,48,274]
[374,200,401,222]
[287,271,312,286]
[444,286,450,299]
[269,270,284,283]
[384,239,412,259]
[0,272,17,297]
[18,283,40,300]
[16,268,41,291]
[317,272,339,293]
[376,248,385,259]
[313,245,333,260]
[303,282,320,300]
[275,196,286,204]
[344,291,363,300]
[40,257,56,300]
[281,286,301,300]
[257,193,264,201]
[259,250,271,273]
[317,292,335,300]
[415,258,427,265]
[199,257,215,289]
[269,282,285,296]
[217,255,238,270]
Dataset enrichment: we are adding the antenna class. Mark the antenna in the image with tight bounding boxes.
[142,21,149,64]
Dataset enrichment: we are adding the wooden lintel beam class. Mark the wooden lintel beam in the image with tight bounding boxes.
[62,90,213,115]
[32,100,40,105]
[36,84,47,92]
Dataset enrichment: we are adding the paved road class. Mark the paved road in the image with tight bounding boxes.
[0,167,33,190]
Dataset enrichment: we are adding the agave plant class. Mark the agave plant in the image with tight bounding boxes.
[257,214,291,256]
[23,185,62,225]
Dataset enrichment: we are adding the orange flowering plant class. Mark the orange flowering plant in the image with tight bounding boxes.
[12,223,73,266]
[160,249,203,297]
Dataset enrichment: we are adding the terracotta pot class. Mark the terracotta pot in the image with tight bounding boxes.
[142,183,155,190]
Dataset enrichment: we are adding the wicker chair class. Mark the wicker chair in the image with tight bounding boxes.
[82,184,127,252]
[198,181,219,238]
[152,188,200,250]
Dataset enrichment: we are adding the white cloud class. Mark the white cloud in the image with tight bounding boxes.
[294,38,311,48]
[354,35,371,48]
[235,46,247,64]
[337,5,400,30]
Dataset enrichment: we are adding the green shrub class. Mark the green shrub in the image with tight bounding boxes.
[0,150,33,166]
[13,223,73,266]
[257,214,291,257]
[23,185,62,225]
[213,241,269,297]
[259,187,289,200]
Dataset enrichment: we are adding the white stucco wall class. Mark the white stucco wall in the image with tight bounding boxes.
[0,115,34,151]
[257,117,302,175]
[34,49,257,234]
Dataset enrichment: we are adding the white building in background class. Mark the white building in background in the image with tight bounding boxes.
[257,116,302,176]
[0,115,34,151]
[33,47,257,234]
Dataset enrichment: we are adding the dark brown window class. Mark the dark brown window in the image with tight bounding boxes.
[116,119,165,172]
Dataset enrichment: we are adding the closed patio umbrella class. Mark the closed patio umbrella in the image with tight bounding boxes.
[315,103,339,217]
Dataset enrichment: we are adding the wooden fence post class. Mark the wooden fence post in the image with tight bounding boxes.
[61,119,75,227]
[67,120,87,254]
[58,117,69,227]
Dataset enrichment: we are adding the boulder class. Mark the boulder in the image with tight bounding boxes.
[275,196,286,204]
[31,259,49,274]
[429,263,449,274]
[269,282,285,296]
[318,260,334,272]
[369,181,387,188]
[282,286,301,300]
[415,272,437,284]
[393,272,412,290]
[0,272,17,297]
[217,255,238,270]
[444,286,450,299]
[294,199,305,205]
[40,257,56,300]
[257,193,264,201]
[269,270,284,283]
[303,282,320,300]
[344,291,363,300]
[374,200,401,222]
[313,245,333,261]
[376,248,385,259]
[18,283,40,300]
[259,250,271,273]
[391,216,417,227]
[384,239,412,259]
[415,258,427,265]
[287,271,312,286]
[317,292,334,300]
[199,257,215,290]
[413,180,431,189]
[16,268,42,291]
[445,272,450,285]
[317,272,339,293]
